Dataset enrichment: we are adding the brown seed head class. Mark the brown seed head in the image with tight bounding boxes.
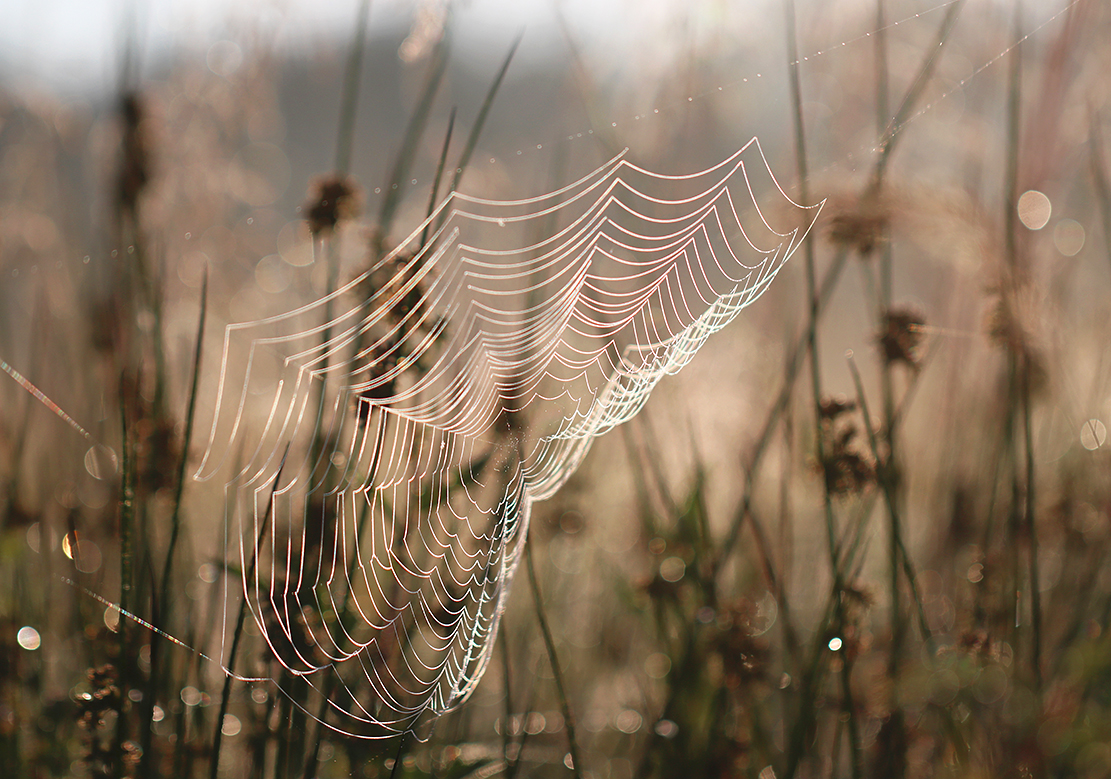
[306,175,359,236]
[984,289,1049,394]
[713,600,770,687]
[828,208,889,256]
[355,344,400,419]
[820,394,857,421]
[822,445,874,497]
[819,419,875,497]
[117,92,150,218]
[878,306,926,368]
[841,580,877,610]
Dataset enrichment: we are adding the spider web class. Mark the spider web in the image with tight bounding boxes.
[195,137,822,738]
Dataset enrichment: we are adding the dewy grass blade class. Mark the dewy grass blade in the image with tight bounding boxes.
[526,540,584,779]
[375,33,451,249]
[157,272,207,642]
[141,271,207,779]
[334,0,373,177]
[846,352,930,641]
[419,106,456,251]
[209,448,289,779]
[448,32,522,196]
[1091,111,1111,274]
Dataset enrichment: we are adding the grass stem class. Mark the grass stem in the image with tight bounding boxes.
[784,0,860,772]
[209,450,289,779]
[448,34,523,197]
[334,0,373,177]
[1090,111,1111,275]
[525,539,583,779]
[141,271,207,778]
[420,107,456,251]
[376,35,451,250]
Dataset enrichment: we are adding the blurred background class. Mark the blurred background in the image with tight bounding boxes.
[3,0,1111,777]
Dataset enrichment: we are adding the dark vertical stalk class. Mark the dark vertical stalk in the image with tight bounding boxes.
[420,107,457,251]
[872,0,965,189]
[1090,111,1111,275]
[1001,1,1042,692]
[525,541,583,779]
[302,420,388,778]
[140,272,207,779]
[447,33,523,197]
[428,34,522,238]
[717,1,965,577]
[1003,8,1022,272]
[209,454,288,779]
[159,272,207,606]
[334,0,373,177]
[1022,351,1041,688]
[375,37,452,250]
[114,383,136,778]
[847,354,930,641]
[783,0,860,775]
[874,0,890,182]
[871,2,909,769]
[716,247,850,571]
[499,621,514,771]
[386,733,407,779]
[311,0,373,480]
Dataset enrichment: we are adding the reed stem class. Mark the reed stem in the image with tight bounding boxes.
[525,540,584,779]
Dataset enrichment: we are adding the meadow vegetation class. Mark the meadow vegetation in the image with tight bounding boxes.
[2,1,1111,777]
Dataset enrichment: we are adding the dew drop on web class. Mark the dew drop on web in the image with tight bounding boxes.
[84,444,118,480]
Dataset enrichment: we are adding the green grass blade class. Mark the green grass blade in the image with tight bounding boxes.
[447,32,523,196]
[375,33,452,249]
[209,447,289,779]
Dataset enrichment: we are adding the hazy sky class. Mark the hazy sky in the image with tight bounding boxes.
[1,0,737,94]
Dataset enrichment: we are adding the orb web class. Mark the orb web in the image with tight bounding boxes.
[195,137,822,738]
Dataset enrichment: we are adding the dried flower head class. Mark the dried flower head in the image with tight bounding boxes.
[819,423,875,497]
[820,394,857,421]
[367,255,443,341]
[958,629,991,657]
[878,306,926,367]
[984,288,1049,394]
[355,343,400,424]
[117,92,150,219]
[306,175,359,236]
[828,206,889,256]
[840,581,877,622]
[713,600,770,688]
[817,398,875,497]
[136,415,180,493]
[823,441,874,497]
